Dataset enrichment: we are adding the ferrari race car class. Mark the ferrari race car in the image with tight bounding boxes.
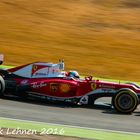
[0,54,140,113]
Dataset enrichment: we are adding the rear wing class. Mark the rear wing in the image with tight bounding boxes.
[0,54,4,65]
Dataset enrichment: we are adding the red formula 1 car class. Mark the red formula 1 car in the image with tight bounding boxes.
[0,55,140,113]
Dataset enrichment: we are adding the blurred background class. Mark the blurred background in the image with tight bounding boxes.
[0,0,139,81]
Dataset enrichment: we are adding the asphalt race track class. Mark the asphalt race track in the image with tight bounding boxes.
[0,96,140,133]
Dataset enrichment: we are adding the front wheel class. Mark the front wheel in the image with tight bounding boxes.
[0,75,5,97]
[112,89,138,114]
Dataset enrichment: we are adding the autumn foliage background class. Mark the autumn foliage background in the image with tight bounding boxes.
[0,0,140,81]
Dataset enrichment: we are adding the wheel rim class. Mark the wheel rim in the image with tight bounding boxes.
[118,94,133,110]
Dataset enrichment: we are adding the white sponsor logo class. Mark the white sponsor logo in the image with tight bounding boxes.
[31,82,47,89]
[35,73,47,76]
[99,84,115,89]
[21,80,28,85]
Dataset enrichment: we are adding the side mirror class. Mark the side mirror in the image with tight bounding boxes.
[0,54,4,65]
[85,76,93,81]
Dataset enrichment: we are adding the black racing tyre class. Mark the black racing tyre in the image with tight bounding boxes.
[112,89,138,114]
[0,75,5,97]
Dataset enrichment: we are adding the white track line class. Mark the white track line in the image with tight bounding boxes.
[0,117,140,135]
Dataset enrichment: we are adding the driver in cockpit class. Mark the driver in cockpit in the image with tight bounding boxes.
[66,71,80,79]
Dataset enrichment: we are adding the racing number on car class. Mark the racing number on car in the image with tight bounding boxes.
[50,83,58,92]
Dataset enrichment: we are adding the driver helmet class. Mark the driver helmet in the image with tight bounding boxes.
[67,71,80,78]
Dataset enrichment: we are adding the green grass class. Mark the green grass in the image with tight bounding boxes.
[94,76,140,85]
[0,65,13,69]
[0,118,140,140]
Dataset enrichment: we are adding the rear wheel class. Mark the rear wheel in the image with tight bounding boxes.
[0,76,5,97]
[112,89,138,113]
